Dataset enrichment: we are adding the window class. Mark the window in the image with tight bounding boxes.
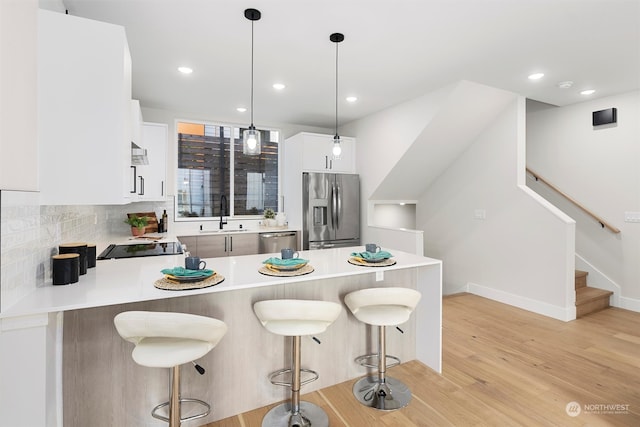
[176,121,279,220]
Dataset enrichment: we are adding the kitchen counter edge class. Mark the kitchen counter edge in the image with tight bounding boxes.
[0,247,441,319]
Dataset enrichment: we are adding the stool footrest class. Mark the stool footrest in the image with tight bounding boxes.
[355,354,401,370]
[151,398,211,423]
[268,367,319,388]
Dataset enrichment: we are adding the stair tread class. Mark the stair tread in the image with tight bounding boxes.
[576,286,613,305]
[575,270,588,278]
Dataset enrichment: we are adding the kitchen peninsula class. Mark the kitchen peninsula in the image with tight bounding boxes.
[0,246,441,426]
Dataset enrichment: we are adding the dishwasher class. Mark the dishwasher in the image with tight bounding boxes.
[259,231,298,254]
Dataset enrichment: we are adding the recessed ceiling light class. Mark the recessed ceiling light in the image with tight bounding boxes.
[528,73,545,80]
[346,96,358,103]
[178,66,193,74]
[236,107,247,113]
[272,83,285,90]
[557,81,574,89]
[580,89,596,95]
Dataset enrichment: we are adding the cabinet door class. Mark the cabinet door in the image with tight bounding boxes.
[0,0,38,191]
[227,233,259,256]
[197,235,227,258]
[301,134,334,172]
[139,123,168,201]
[300,134,355,173]
[37,10,133,205]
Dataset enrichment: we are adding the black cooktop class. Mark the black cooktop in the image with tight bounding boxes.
[97,242,183,260]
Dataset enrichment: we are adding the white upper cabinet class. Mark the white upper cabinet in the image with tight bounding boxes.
[287,132,356,174]
[0,0,38,191]
[137,122,168,201]
[38,10,134,205]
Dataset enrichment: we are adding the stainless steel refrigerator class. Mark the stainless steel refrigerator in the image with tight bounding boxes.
[302,172,360,249]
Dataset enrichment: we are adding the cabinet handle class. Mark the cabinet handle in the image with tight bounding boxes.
[229,236,233,252]
[138,176,144,195]
[130,166,137,193]
[330,159,333,169]
[224,236,227,252]
[161,180,164,196]
[325,156,328,169]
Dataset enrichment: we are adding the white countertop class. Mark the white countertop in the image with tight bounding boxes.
[1,246,440,318]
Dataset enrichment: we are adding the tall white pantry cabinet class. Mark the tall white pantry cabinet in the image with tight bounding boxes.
[38,9,134,205]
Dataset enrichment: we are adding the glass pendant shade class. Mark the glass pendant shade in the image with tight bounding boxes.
[332,135,342,159]
[243,126,261,155]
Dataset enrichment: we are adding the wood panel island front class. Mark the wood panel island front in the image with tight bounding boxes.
[0,245,441,427]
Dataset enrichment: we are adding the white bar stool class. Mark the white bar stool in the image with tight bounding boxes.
[254,299,342,427]
[344,287,421,411]
[114,311,227,427]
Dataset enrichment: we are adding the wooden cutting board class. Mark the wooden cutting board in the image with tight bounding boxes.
[127,212,158,232]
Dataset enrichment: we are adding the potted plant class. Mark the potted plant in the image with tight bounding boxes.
[263,208,276,227]
[124,215,149,236]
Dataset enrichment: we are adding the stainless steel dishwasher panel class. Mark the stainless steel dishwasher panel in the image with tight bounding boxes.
[259,231,298,254]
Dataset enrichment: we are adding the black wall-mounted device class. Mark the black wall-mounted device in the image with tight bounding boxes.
[592,108,617,126]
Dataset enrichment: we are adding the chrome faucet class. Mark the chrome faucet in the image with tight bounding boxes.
[219,194,228,229]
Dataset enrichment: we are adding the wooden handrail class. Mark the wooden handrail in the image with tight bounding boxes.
[526,167,620,234]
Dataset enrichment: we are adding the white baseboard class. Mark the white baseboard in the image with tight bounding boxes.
[443,283,469,296]
[619,296,640,313]
[467,282,575,322]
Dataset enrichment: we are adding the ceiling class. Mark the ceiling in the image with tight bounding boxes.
[59,0,640,129]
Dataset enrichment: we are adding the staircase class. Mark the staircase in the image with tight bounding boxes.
[575,270,613,317]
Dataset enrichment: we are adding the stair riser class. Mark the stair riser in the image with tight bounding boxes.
[575,275,587,289]
[576,296,611,318]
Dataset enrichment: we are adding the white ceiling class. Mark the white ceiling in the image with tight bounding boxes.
[59,0,640,129]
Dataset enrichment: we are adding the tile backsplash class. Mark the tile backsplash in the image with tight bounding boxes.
[0,190,172,313]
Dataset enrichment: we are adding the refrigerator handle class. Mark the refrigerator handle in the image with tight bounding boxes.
[331,183,338,228]
[336,183,341,229]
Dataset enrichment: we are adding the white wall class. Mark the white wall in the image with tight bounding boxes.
[343,82,576,319]
[371,203,416,229]
[527,91,640,308]
[341,83,455,245]
[418,98,576,320]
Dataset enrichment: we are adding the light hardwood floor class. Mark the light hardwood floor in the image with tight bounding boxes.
[201,293,640,426]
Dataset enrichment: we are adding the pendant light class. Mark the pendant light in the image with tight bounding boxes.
[330,32,344,160]
[243,8,261,155]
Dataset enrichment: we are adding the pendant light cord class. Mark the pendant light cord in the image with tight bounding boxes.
[335,40,339,137]
[250,19,255,128]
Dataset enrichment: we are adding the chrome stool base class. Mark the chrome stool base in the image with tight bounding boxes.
[151,398,211,424]
[353,375,411,411]
[262,401,328,427]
